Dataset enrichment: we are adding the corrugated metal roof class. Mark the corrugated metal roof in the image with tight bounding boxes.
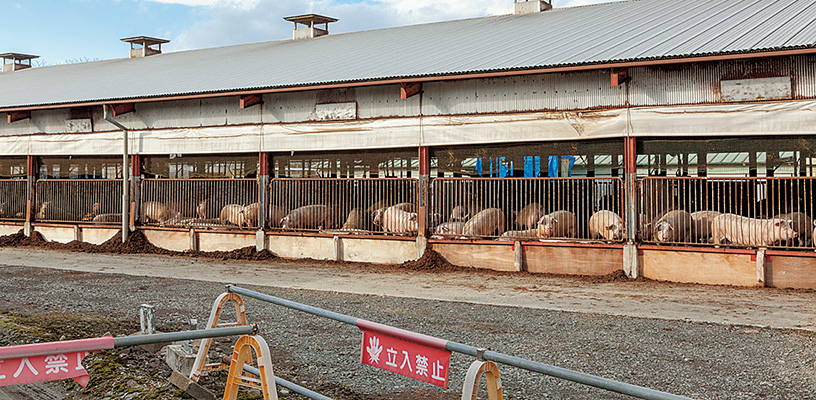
[2,0,816,109]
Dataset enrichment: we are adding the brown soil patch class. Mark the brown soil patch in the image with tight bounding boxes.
[0,229,280,262]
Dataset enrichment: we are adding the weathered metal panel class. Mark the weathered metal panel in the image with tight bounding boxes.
[65,119,92,133]
[313,102,357,121]
[198,98,228,126]
[546,70,625,110]
[794,54,816,99]
[422,80,478,116]
[262,91,315,124]
[629,63,720,106]
[721,77,792,102]
[226,96,263,125]
[356,84,420,119]
[137,99,203,130]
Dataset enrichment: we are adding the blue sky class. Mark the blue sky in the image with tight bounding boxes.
[2,0,617,65]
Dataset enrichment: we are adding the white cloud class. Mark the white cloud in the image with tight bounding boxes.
[165,0,620,52]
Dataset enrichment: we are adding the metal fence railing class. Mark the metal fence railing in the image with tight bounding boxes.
[430,177,625,241]
[228,285,693,400]
[268,178,418,235]
[139,179,259,229]
[0,179,27,221]
[35,179,122,224]
[639,177,816,249]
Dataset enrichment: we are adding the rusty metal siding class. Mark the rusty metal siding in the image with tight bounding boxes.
[793,54,816,99]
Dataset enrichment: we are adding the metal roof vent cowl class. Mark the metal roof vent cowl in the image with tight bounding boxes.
[514,0,552,14]
[121,37,170,58]
[284,14,338,40]
[1,53,39,73]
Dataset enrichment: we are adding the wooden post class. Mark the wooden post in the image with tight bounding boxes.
[24,155,36,236]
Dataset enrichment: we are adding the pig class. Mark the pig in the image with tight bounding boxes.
[268,206,289,228]
[81,202,103,221]
[341,208,367,230]
[461,208,505,239]
[690,210,721,243]
[142,201,180,224]
[372,206,418,234]
[92,213,122,224]
[589,210,624,242]
[431,221,466,239]
[365,200,390,215]
[36,201,74,221]
[220,204,246,227]
[536,210,577,239]
[0,201,25,219]
[813,220,816,248]
[197,198,220,219]
[711,214,798,247]
[774,212,813,247]
[499,229,539,241]
[242,203,260,228]
[450,203,482,223]
[653,210,693,244]
[513,203,544,230]
[280,205,332,230]
[389,202,416,213]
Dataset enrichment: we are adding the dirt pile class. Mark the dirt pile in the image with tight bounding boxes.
[0,230,48,247]
[398,248,465,272]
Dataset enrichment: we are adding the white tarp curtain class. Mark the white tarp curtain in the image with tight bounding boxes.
[2,101,816,155]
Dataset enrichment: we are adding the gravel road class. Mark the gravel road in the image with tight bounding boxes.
[0,248,814,399]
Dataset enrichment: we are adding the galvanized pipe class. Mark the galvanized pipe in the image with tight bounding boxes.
[222,356,334,400]
[226,285,694,400]
[113,325,255,348]
[103,105,129,243]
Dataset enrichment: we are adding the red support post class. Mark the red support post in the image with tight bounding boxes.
[624,136,637,242]
[258,152,271,230]
[25,155,36,235]
[418,146,430,238]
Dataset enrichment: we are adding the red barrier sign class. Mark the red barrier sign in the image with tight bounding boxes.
[0,351,97,387]
[0,335,115,388]
[360,330,451,388]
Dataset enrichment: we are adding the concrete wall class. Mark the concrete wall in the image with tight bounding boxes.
[2,223,814,290]
[640,249,760,287]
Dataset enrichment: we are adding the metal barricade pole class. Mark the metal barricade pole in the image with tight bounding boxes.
[226,285,695,400]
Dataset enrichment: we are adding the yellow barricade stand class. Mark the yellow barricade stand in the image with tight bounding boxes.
[190,292,249,382]
[461,360,503,400]
[223,335,278,400]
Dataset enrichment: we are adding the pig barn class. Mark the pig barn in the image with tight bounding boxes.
[2,0,816,289]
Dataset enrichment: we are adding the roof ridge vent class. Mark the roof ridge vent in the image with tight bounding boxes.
[121,36,170,58]
[284,14,338,40]
[1,53,39,72]
[514,0,552,14]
